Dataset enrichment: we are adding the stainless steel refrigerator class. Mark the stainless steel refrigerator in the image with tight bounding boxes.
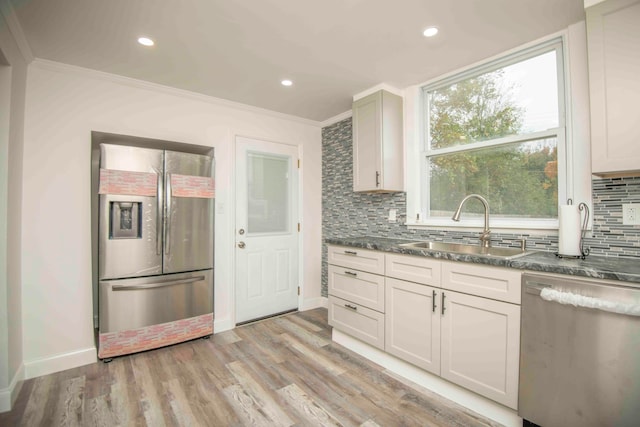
[96,143,214,360]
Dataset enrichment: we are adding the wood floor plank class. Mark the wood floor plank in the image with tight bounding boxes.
[270,347,370,426]
[234,321,290,364]
[225,361,295,426]
[210,329,242,346]
[51,375,85,427]
[274,316,331,348]
[279,333,346,376]
[130,352,170,427]
[19,375,55,427]
[384,369,504,427]
[107,357,147,426]
[285,311,323,332]
[163,378,200,427]
[1,309,504,427]
[278,383,343,427]
[223,384,281,427]
[84,395,117,427]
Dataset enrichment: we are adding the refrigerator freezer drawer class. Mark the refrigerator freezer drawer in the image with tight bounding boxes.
[99,270,213,333]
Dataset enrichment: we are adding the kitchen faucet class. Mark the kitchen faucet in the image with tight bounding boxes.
[452,194,491,248]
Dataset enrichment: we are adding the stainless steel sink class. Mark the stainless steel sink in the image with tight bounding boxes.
[399,241,530,259]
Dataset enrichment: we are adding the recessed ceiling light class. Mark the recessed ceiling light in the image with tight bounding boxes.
[281,79,293,87]
[423,27,439,37]
[137,37,155,46]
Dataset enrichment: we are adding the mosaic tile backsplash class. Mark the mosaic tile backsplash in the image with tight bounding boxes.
[321,117,640,296]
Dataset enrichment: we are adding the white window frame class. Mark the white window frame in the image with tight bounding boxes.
[404,26,592,233]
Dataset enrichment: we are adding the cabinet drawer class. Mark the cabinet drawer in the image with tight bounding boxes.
[328,265,384,312]
[327,245,385,275]
[328,296,385,350]
[385,253,441,286]
[441,261,521,304]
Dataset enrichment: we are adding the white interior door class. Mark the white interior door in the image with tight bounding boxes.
[235,136,299,324]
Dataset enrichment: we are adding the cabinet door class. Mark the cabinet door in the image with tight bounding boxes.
[440,290,520,409]
[587,0,640,175]
[385,278,441,375]
[353,91,381,191]
[352,90,404,192]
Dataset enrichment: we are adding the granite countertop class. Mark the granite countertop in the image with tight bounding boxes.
[325,236,640,286]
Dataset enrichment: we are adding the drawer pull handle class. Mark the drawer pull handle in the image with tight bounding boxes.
[345,304,358,311]
[344,250,358,255]
[432,290,437,313]
[344,271,358,277]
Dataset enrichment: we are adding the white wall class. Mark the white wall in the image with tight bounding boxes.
[0,3,28,412]
[20,60,322,377]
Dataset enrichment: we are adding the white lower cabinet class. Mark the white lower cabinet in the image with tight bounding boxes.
[385,277,441,374]
[440,290,521,410]
[328,245,521,410]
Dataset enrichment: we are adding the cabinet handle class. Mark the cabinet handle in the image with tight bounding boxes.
[441,292,446,315]
[432,290,437,313]
[344,271,358,277]
[345,304,358,311]
[376,171,380,187]
[344,250,358,255]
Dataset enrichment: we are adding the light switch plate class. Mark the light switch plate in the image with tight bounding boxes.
[622,204,640,225]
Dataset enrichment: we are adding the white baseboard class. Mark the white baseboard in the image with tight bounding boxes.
[23,347,97,380]
[332,330,522,427]
[300,296,327,311]
[0,363,25,413]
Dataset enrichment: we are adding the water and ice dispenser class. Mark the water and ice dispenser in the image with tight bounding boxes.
[110,201,142,239]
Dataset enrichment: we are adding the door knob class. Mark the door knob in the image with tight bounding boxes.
[238,228,245,235]
[237,241,246,249]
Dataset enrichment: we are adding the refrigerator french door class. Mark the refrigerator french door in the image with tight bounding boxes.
[97,144,214,359]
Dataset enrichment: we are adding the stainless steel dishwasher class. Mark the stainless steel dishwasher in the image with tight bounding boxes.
[519,273,640,427]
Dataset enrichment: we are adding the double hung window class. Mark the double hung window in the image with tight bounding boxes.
[421,39,565,228]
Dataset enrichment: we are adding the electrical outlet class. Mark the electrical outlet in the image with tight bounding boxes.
[388,209,397,223]
[622,204,640,225]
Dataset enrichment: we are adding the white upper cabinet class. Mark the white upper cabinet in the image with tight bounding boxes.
[352,90,404,192]
[587,0,640,176]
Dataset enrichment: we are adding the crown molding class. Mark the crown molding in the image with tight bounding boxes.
[0,1,34,63]
[31,59,323,128]
[353,83,404,102]
[319,109,352,128]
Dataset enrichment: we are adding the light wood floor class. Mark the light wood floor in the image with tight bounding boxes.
[0,309,502,427]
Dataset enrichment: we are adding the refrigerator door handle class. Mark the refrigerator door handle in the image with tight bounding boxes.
[165,173,172,255]
[112,275,204,291]
[156,172,163,255]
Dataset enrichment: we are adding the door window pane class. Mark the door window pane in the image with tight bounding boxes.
[247,152,289,233]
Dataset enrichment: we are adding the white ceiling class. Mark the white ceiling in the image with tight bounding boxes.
[8,0,586,122]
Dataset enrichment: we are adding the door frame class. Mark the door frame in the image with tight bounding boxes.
[232,134,303,326]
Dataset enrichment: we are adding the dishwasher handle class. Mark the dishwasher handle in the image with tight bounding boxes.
[524,281,550,295]
[536,286,640,317]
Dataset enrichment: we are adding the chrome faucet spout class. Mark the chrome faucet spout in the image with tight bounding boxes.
[451,194,491,247]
